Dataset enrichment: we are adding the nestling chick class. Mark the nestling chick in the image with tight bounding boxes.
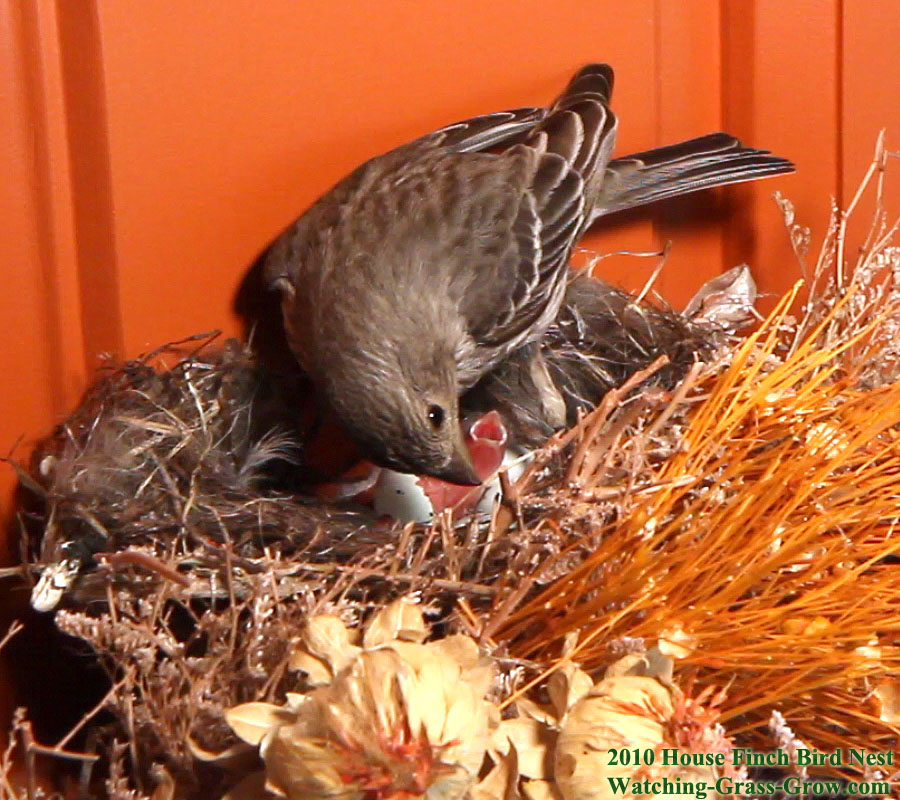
[264,64,793,484]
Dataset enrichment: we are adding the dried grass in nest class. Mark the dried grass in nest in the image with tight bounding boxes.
[6,140,900,798]
[3,353,717,792]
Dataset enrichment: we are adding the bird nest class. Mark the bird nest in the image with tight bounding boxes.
[3,141,900,800]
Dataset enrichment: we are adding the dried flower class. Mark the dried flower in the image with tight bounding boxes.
[555,673,733,800]
[485,648,735,800]
[225,600,497,800]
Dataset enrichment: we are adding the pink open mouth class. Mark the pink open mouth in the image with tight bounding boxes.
[416,411,508,518]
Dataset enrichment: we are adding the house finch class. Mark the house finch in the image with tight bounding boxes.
[264,64,793,484]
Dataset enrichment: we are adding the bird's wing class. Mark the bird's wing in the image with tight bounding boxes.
[262,109,544,289]
[461,64,620,355]
[538,63,619,213]
[593,133,795,218]
[429,108,547,152]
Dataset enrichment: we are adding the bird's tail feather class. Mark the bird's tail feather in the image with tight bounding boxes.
[594,133,795,218]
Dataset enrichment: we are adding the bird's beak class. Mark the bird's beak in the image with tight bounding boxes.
[439,439,482,486]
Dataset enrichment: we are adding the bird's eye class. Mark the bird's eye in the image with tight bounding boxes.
[427,404,445,429]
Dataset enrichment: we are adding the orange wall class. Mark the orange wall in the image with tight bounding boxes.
[2,0,899,535]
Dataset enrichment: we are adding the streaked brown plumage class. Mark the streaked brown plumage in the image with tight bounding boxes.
[264,64,793,484]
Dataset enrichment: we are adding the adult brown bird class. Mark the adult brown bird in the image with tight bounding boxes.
[264,64,793,485]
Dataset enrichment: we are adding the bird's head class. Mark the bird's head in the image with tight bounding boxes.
[324,341,481,486]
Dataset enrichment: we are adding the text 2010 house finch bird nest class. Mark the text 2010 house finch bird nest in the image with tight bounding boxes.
[4,140,900,800]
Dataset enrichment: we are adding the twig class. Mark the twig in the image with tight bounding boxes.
[479,571,537,644]
[0,621,23,655]
[285,560,498,596]
[634,241,671,304]
[95,549,191,588]
[645,361,704,439]
[54,672,133,753]
[836,130,886,287]
[565,356,670,486]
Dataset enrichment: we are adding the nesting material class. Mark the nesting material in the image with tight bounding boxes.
[19,261,722,612]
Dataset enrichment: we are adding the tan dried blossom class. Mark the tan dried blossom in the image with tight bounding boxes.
[554,671,735,800]
[485,647,735,800]
[224,599,497,800]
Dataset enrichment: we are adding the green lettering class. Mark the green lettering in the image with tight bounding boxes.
[715,776,733,794]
